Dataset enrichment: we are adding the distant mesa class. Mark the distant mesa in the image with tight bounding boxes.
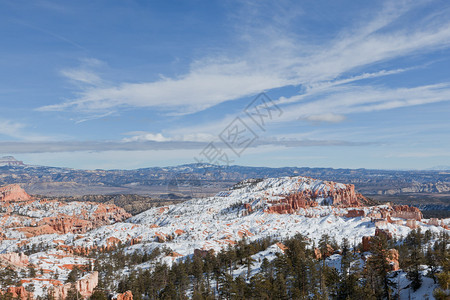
[0,156,24,166]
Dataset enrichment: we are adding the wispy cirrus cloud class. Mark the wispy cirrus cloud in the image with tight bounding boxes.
[0,119,50,141]
[37,1,450,117]
[282,82,450,122]
[0,138,370,154]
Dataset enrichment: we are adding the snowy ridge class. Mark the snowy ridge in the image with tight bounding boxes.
[55,176,448,258]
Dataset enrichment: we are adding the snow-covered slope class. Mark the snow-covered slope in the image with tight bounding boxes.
[54,176,448,258]
[0,176,448,299]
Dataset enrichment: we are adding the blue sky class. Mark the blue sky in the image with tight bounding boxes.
[0,0,449,170]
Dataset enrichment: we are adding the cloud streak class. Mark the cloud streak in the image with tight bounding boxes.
[0,138,371,154]
[37,1,450,117]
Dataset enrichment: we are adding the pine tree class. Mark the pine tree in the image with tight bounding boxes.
[365,235,395,299]
[66,266,80,283]
[272,272,288,300]
[250,273,272,299]
[406,230,423,291]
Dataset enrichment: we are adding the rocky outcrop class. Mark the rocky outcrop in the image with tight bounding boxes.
[42,216,94,234]
[387,249,399,271]
[0,252,29,267]
[50,271,98,300]
[265,180,370,214]
[194,249,215,258]
[390,205,422,221]
[362,236,371,252]
[375,228,392,240]
[17,225,59,237]
[345,209,365,218]
[362,229,392,252]
[314,248,322,259]
[0,184,131,238]
[115,291,133,300]
[314,244,334,259]
[406,219,418,229]
[266,193,318,213]
[4,286,33,300]
[0,184,31,202]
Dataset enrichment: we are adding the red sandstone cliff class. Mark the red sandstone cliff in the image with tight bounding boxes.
[115,290,133,300]
[265,181,368,214]
[3,286,33,300]
[0,252,29,267]
[0,184,31,202]
[50,271,98,300]
[391,205,422,221]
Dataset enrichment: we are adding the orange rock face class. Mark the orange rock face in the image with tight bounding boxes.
[50,271,98,300]
[0,184,31,202]
[406,219,418,229]
[387,249,400,271]
[362,236,372,252]
[345,209,365,218]
[5,286,33,300]
[375,228,392,240]
[265,182,368,214]
[115,290,133,300]
[0,252,29,267]
[391,205,422,221]
[314,248,322,259]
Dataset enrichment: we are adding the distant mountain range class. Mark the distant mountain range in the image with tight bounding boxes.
[427,165,450,171]
[0,157,449,199]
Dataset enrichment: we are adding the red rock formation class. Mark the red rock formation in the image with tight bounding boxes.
[265,182,368,214]
[266,192,319,214]
[428,218,440,226]
[194,249,215,258]
[42,216,93,234]
[387,249,399,271]
[374,219,388,227]
[375,228,392,240]
[115,290,133,300]
[314,244,334,259]
[406,219,418,229]
[314,248,322,259]
[362,229,392,252]
[391,205,422,221]
[362,236,372,252]
[345,209,365,218]
[0,184,31,202]
[5,286,33,300]
[0,252,29,267]
[276,242,288,253]
[387,216,403,225]
[0,185,131,238]
[50,271,98,300]
[17,224,59,237]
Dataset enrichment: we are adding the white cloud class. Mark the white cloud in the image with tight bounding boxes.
[122,132,171,142]
[60,69,102,85]
[301,113,346,123]
[0,119,50,141]
[37,1,450,117]
[40,61,290,114]
[0,120,25,138]
[282,83,450,122]
[122,131,217,143]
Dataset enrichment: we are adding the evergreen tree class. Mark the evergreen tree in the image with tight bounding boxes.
[406,230,423,291]
[66,266,80,283]
[365,235,395,299]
